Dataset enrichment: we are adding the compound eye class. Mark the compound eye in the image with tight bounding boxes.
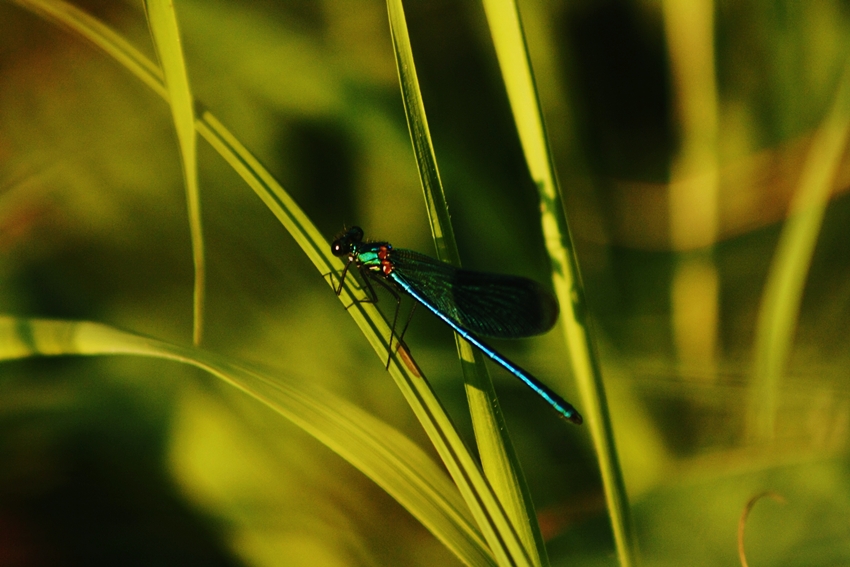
[349,226,364,242]
[331,239,347,257]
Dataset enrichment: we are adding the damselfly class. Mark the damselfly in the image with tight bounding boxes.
[331,226,582,424]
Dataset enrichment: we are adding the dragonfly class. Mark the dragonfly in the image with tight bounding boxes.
[330,226,582,424]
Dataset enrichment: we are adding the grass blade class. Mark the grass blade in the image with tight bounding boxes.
[481,1,638,566]
[749,58,850,440]
[386,1,543,565]
[0,315,494,567]
[143,0,204,346]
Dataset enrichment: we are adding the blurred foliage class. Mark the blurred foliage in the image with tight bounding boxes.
[1,0,850,566]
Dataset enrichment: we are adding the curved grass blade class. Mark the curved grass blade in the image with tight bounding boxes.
[143,0,204,346]
[0,315,494,567]
[199,113,527,567]
[8,2,531,564]
[481,1,637,565]
[386,1,545,565]
[749,58,850,440]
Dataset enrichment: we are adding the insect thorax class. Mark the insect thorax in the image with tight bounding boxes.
[356,243,393,276]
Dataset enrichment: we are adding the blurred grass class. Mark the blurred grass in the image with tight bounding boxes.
[0,315,494,566]
[144,0,204,346]
[750,57,850,441]
[2,0,850,566]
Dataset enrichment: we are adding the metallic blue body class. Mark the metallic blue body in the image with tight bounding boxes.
[388,269,581,423]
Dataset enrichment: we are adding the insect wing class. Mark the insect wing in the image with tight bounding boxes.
[389,249,559,339]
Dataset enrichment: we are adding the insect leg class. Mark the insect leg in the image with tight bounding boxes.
[396,303,417,347]
[332,258,353,296]
[333,262,381,310]
[350,267,380,306]
[364,273,403,368]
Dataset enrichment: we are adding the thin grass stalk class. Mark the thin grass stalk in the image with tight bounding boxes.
[481,1,638,566]
[385,1,546,565]
[143,0,204,346]
[662,0,720,374]
[749,58,850,440]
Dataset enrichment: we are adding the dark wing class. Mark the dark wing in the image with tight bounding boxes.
[389,249,559,339]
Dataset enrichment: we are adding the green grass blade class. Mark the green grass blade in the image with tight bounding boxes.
[143,0,204,346]
[196,111,519,567]
[481,1,638,566]
[384,1,454,260]
[9,2,532,564]
[749,58,850,440]
[0,315,494,567]
[386,1,543,565]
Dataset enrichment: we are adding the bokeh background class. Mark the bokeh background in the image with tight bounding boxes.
[2,0,850,565]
